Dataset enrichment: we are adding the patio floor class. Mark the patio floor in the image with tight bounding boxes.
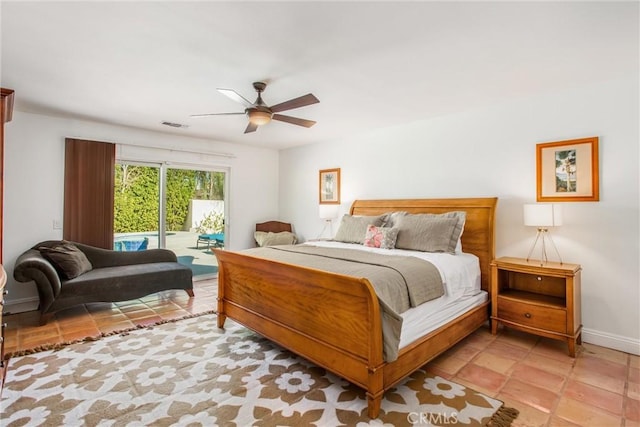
[115,231,220,279]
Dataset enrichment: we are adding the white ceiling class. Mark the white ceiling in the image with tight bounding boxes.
[1,1,637,150]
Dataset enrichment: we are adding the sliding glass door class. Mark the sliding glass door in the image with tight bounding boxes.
[114,162,227,279]
[164,167,226,278]
[114,163,161,250]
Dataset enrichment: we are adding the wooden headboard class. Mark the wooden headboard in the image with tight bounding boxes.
[350,198,498,292]
[255,221,292,233]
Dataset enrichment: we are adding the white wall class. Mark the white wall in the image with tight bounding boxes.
[279,75,640,354]
[3,111,280,310]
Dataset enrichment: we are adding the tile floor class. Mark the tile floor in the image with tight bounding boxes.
[3,278,639,427]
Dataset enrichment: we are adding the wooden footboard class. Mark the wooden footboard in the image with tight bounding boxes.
[214,249,385,396]
[215,197,497,418]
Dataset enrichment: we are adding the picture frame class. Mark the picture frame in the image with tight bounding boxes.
[536,136,599,202]
[319,168,341,204]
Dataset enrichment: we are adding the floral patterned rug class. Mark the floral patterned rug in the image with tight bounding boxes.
[1,315,517,426]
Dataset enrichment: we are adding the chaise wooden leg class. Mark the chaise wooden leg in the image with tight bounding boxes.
[40,312,54,326]
[185,289,194,297]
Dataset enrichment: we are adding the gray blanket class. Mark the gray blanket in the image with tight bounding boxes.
[241,245,444,361]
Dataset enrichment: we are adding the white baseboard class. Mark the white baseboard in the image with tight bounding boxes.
[3,296,39,315]
[582,327,640,356]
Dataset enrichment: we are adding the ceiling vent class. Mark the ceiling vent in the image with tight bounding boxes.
[161,121,189,129]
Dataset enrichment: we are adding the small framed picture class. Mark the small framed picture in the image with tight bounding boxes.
[536,136,599,202]
[319,168,340,204]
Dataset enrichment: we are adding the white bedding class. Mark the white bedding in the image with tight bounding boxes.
[303,240,487,349]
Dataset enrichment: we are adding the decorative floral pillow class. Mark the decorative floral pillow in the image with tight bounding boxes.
[363,225,399,249]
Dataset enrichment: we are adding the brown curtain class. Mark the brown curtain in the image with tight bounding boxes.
[63,138,115,249]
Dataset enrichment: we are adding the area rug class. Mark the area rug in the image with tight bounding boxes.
[1,315,518,426]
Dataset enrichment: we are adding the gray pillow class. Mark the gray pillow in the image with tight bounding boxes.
[254,231,297,247]
[38,241,93,279]
[394,213,464,253]
[383,211,407,228]
[333,214,385,244]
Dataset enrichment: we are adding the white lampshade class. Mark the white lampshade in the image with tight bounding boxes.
[523,204,563,227]
[319,204,339,220]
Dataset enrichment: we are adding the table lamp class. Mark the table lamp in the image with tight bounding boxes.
[523,203,563,265]
[318,205,340,239]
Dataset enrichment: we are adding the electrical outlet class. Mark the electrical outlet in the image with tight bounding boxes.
[53,219,62,230]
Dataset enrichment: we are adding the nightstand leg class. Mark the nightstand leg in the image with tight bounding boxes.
[568,339,576,358]
[491,319,498,335]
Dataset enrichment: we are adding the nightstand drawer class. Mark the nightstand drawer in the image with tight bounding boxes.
[497,297,567,333]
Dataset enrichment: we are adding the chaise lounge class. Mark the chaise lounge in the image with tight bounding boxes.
[13,240,194,325]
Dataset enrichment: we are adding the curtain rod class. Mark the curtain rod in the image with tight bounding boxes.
[117,142,236,159]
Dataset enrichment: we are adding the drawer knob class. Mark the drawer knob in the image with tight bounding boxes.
[537,276,543,281]
[524,313,532,319]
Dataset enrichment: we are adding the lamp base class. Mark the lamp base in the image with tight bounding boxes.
[526,228,563,266]
[317,219,333,240]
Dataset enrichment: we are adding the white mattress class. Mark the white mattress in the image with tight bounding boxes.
[303,240,487,349]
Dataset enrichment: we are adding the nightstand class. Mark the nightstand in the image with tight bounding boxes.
[490,257,582,357]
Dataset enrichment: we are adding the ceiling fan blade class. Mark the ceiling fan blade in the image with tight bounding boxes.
[217,88,254,108]
[269,94,319,113]
[189,112,245,118]
[272,114,317,128]
[244,122,258,133]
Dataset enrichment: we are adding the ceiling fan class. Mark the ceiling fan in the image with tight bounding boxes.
[190,82,320,134]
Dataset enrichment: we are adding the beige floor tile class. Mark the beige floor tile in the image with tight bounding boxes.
[455,363,507,394]
[531,338,575,362]
[57,320,99,333]
[630,367,640,385]
[497,393,549,427]
[510,363,566,393]
[630,354,640,369]
[582,342,629,365]
[575,354,628,378]
[451,377,498,398]
[523,352,575,377]
[430,354,468,375]
[500,378,559,413]
[626,397,640,422]
[564,379,624,415]
[423,365,454,380]
[97,321,135,334]
[628,382,640,401]
[462,327,496,350]
[547,416,584,426]
[555,396,622,426]
[485,340,531,361]
[495,328,540,350]
[570,364,626,395]
[473,352,517,374]
[93,313,130,324]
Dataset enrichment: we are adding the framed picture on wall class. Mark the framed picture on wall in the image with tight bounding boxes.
[536,136,599,202]
[319,168,340,204]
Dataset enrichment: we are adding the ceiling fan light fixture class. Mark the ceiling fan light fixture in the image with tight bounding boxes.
[248,109,272,126]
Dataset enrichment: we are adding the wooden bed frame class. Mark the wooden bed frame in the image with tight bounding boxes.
[214,197,497,418]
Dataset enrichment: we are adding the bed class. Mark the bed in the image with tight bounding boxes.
[213,197,497,418]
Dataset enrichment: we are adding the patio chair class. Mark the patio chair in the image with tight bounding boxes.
[196,233,224,249]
